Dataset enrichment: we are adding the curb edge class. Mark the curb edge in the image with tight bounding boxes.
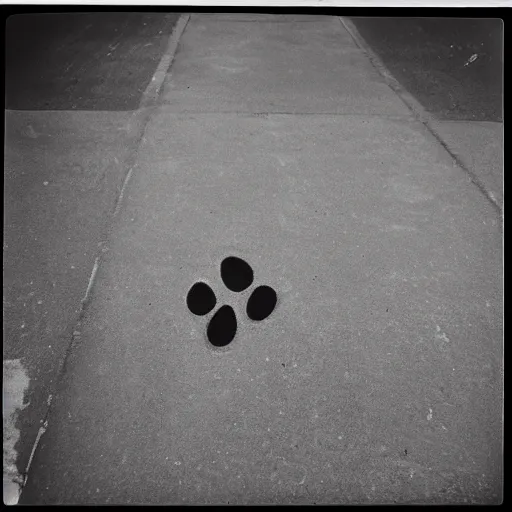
[339,16,502,218]
[139,13,191,109]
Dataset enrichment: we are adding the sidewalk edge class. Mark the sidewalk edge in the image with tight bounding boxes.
[19,14,191,496]
[139,14,190,109]
[339,16,502,218]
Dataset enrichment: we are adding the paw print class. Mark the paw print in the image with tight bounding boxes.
[186,256,277,347]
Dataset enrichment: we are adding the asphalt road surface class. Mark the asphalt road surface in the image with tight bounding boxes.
[5,13,180,110]
[349,17,503,122]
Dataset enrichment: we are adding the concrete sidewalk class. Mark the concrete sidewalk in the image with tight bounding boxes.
[19,14,503,505]
[3,110,145,502]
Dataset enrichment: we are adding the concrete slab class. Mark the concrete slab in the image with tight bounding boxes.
[161,16,411,115]
[3,110,141,481]
[429,120,504,210]
[20,110,502,504]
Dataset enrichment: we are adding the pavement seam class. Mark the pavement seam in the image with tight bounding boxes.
[339,16,503,219]
[82,257,101,305]
[153,110,415,119]
[22,421,48,490]
[19,15,190,497]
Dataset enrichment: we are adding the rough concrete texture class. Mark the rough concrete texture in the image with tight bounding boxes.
[429,120,504,211]
[4,110,142,477]
[3,360,30,504]
[161,15,409,115]
[19,15,503,505]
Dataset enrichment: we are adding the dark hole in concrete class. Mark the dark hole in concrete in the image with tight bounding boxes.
[186,282,216,316]
[207,305,237,347]
[247,285,277,321]
[221,256,254,292]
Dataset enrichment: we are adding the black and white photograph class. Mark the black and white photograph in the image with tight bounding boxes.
[3,0,504,505]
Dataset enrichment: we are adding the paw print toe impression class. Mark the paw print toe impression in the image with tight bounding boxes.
[186,281,216,316]
[220,256,254,292]
[207,305,237,347]
[246,285,277,321]
[186,256,277,348]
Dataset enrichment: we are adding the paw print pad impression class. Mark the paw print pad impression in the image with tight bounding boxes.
[186,256,277,348]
